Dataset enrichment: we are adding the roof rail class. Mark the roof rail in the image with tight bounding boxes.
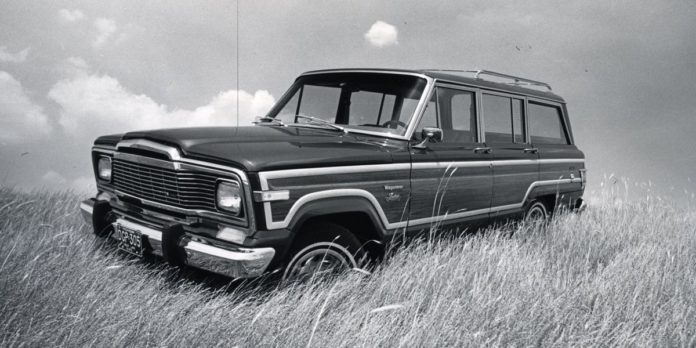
[423,69,552,91]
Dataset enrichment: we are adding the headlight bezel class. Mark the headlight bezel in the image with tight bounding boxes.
[97,156,112,182]
[216,179,243,216]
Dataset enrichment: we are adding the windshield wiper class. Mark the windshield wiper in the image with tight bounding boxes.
[253,116,285,126]
[294,114,346,133]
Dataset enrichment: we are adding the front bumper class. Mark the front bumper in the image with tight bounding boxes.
[80,199,275,279]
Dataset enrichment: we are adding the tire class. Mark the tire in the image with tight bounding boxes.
[282,221,366,283]
[524,200,548,223]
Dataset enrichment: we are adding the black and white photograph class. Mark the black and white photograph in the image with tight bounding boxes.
[1,1,695,346]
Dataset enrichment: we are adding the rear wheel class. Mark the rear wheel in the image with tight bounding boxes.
[524,201,548,223]
[282,221,366,283]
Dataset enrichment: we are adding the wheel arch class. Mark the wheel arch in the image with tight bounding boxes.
[283,195,389,259]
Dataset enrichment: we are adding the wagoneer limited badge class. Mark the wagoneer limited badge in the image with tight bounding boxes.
[384,185,403,202]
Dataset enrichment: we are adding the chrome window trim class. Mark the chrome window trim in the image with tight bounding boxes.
[258,159,584,230]
[432,78,564,104]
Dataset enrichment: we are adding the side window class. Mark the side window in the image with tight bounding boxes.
[415,87,478,143]
[483,94,513,143]
[446,88,477,143]
[528,102,569,145]
[482,94,525,143]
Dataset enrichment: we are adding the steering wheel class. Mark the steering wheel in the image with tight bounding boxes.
[381,120,407,129]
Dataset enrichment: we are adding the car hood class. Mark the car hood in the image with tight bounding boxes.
[110,126,406,172]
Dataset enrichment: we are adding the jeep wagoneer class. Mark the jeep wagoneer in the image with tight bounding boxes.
[80,69,586,281]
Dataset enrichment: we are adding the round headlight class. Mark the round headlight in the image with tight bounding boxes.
[216,181,242,215]
[97,156,112,181]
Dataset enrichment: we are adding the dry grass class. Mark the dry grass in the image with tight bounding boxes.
[1,185,695,347]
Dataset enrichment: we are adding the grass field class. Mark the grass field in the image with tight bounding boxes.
[1,185,695,347]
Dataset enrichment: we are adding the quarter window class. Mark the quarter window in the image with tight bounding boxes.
[528,102,568,145]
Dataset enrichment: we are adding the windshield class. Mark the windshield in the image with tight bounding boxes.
[265,72,428,136]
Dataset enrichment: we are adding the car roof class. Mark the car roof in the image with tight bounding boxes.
[301,68,565,103]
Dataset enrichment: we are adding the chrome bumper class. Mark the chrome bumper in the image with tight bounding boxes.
[80,199,95,224]
[79,199,275,278]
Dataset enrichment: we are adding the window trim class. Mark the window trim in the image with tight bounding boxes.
[526,98,571,146]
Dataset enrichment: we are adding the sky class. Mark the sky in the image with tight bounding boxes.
[0,0,695,202]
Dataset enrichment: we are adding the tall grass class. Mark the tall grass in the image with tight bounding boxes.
[1,184,695,347]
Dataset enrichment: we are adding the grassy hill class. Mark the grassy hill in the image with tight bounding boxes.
[1,186,695,347]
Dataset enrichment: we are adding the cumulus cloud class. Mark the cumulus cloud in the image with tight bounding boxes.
[0,71,51,143]
[47,72,275,137]
[93,18,117,48]
[364,21,398,47]
[0,46,30,63]
[58,9,84,23]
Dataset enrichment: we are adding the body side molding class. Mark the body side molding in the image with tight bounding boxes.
[259,176,582,231]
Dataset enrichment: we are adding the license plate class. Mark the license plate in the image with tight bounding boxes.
[117,224,144,257]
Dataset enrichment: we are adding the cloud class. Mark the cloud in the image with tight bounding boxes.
[58,9,84,23]
[93,18,117,48]
[0,71,51,143]
[0,46,30,63]
[47,72,275,137]
[364,21,398,47]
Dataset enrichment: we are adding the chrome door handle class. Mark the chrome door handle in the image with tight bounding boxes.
[473,147,492,154]
[523,148,538,154]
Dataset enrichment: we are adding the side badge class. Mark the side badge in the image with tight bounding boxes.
[384,185,403,202]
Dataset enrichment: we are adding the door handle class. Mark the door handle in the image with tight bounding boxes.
[473,147,492,154]
[523,148,538,154]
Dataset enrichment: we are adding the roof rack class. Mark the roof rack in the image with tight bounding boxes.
[423,69,552,91]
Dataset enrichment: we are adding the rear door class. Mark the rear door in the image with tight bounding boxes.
[408,85,492,233]
[527,99,585,208]
[481,92,539,221]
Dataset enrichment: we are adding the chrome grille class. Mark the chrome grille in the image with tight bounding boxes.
[112,159,219,210]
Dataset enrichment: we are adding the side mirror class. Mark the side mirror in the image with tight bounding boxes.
[421,127,443,143]
[413,127,443,149]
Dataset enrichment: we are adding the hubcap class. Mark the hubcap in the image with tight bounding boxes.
[285,246,353,282]
[525,204,547,224]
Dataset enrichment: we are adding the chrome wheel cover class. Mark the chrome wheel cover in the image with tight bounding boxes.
[283,242,356,282]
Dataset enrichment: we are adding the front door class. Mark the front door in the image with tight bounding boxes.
[480,93,539,222]
[408,85,493,235]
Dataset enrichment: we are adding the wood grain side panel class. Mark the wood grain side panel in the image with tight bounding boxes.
[492,163,538,206]
[267,170,410,224]
[409,166,492,220]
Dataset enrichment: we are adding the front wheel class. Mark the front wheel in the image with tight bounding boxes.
[282,221,366,283]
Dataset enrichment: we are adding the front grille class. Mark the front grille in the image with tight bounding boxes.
[112,159,220,211]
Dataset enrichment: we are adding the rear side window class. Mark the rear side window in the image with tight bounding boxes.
[528,102,569,145]
[482,94,524,143]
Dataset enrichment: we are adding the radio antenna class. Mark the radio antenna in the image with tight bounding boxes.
[235,0,240,130]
